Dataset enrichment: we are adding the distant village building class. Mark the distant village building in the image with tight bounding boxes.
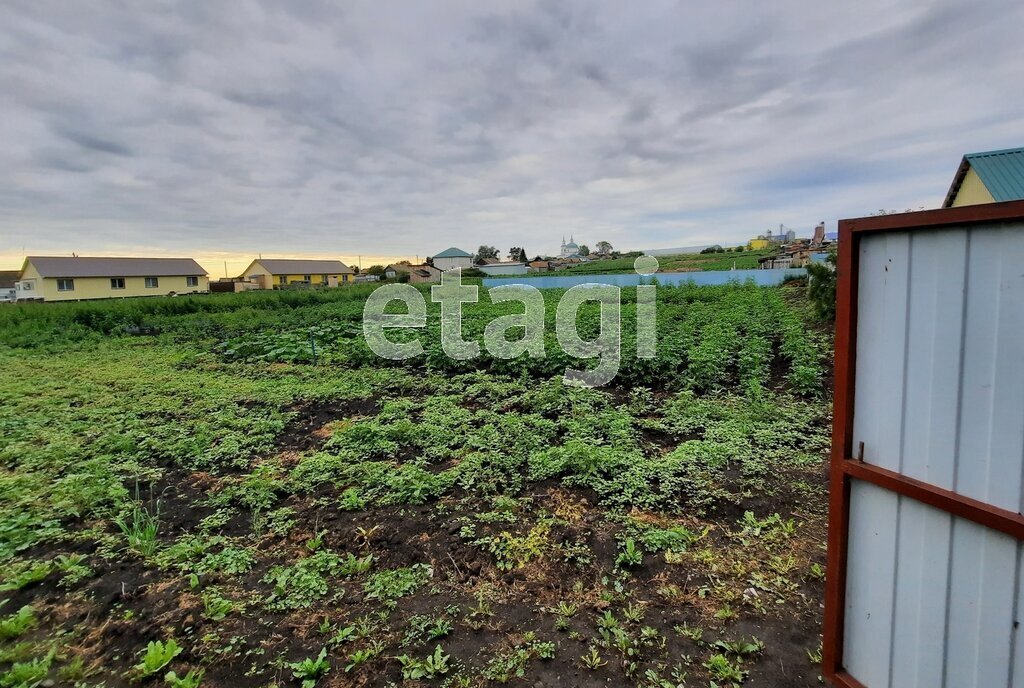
[431,247,474,271]
[476,262,528,276]
[15,256,209,302]
[240,259,354,289]
[944,146,1024,207]
[811,222,826,246]
[559,235,584,259]
[386,263,441,283]
[0,270,17,303]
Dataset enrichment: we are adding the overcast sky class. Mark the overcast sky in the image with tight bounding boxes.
[2,0,1023,271]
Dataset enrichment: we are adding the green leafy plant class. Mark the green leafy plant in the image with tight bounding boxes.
[0,606,35,641]
[201,590,236,621]
[704,653,746,685]
[134,639,183,678]
[713,637,764,656]
[115,501,161,557]
[363,564,432,604]
[615,538,643,568]
[345,641,384,672]
[1,652,53,687]
[580,646,606,670]
[288,647,330,688]
[164,669,204,687]
[396,645,451,680]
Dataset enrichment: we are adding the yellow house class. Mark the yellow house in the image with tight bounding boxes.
[749,238,770,250]
[240,258,355,289]
[944,146,1024,208]
[15,256,209,302]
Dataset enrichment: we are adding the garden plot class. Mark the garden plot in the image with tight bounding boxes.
[0,281,831,687]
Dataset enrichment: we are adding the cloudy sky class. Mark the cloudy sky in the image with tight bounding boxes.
[2,0,1023,273]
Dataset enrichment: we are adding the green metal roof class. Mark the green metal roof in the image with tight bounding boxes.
[966,147,1024,202]
[433,247,472,258]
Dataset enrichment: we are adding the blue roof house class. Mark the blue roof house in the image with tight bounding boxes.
[944,147,1024,208]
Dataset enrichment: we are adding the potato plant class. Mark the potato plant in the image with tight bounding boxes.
[0,281,831,687]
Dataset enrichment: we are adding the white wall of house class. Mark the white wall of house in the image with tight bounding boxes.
[433,255,474,271]
[477,263,528,276]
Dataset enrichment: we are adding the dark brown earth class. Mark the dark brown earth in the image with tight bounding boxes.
[6,395,828,687]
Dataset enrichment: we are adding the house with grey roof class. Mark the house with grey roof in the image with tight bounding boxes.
[240,258,355,289]
[15,256,209,302]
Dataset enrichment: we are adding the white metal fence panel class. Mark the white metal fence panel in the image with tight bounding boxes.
[845,482,1023,687]
[844,222,1024,687]
[852,225,1024,506]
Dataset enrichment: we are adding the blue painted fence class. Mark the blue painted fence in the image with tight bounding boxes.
[482,268,806,289]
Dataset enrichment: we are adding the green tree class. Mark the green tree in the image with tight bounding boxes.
[806,251,837,321]
[474,246,499,263]
[596,241,613,254]
[578,245,590,256]
[508,247,527,262]
[365,265,386,277]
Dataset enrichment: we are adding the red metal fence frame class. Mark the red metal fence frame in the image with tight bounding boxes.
[823,199,1024,688]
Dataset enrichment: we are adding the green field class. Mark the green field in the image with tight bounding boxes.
[0,282,832,687]
[552,249,774,276]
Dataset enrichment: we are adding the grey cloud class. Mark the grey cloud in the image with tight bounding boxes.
[0,0,1022,263]
[51,125,134,157]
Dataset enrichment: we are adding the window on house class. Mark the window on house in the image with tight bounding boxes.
[186,276,199,287]
[21,281,33,291]
[322,274,328,283]
[303,274,311,282]
[57,278,74,291]
[145,277,159,288]
[110,278,125,290]
[279,275,287,285]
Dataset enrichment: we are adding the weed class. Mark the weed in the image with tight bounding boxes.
[704,653,747,685]
[263,551,345,611]
[364,564,432,605]
[1,652,53,687]
[615,538,643,568]
[396,645,451,680]
[338,552,374,576]
[164,669,204,687]
[115,501,161,557]
[288,647,330,688]
[713,637,765,656]
[202,590,237,621]
[622,602,646,623]
[674,623,703,643]
[402,615,453,647]
[0,607,35,641]
[134,639,183,678]
[345,640,385,672]
[714,603,738,621]
[0,561,53,592]
[580,646,606,670]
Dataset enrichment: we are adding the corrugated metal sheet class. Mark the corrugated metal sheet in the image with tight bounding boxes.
[846,482,1021,687]
[844,223,1024,686]
[968,147,1024,203]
